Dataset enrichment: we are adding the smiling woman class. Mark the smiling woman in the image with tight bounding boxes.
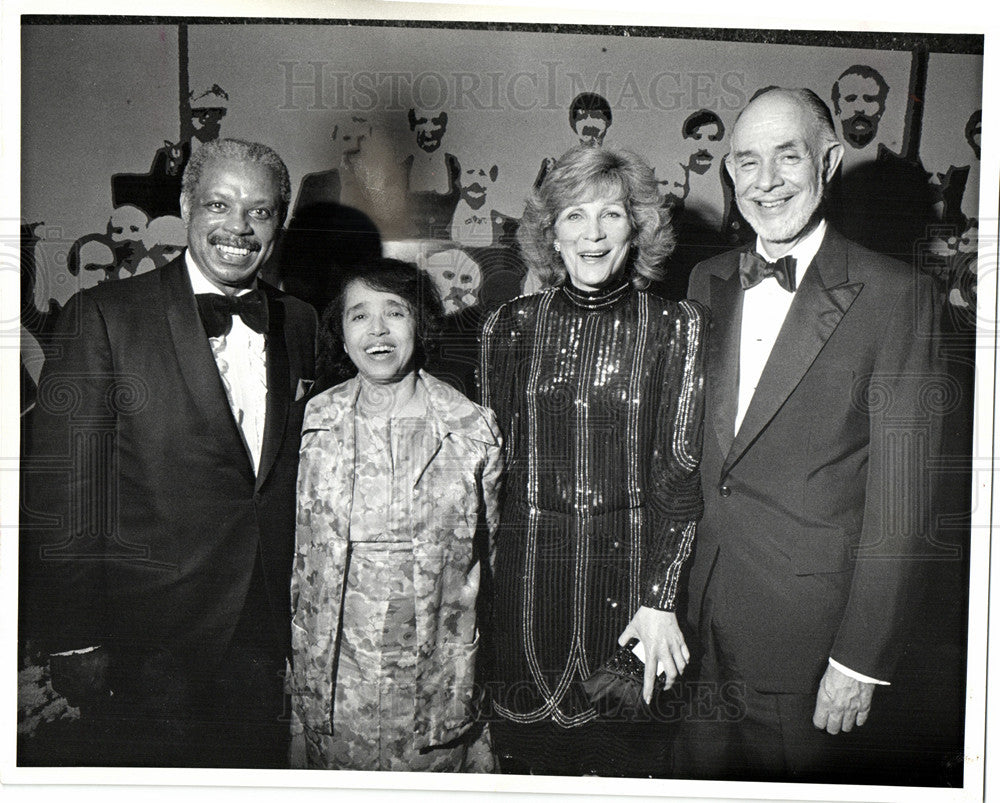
[290,258,502,772]
[481,145,708,776]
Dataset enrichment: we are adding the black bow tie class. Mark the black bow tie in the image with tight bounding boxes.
[196,289,269,338]
[739,250,797,292]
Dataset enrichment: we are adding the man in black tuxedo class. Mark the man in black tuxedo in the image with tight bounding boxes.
[675,88,945,781]
[22,138,316,767]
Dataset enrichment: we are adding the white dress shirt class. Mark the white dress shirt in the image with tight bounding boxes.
[735,220,826,432]
[737,220,887,687]
[187,253,268,473]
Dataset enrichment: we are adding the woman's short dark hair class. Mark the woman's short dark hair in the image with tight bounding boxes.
[316,258,445,389]
[517,144,674,291]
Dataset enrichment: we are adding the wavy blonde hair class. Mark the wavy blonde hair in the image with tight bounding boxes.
[518,145,674,290]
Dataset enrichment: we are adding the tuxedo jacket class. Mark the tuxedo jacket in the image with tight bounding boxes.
[22,255,317,673]
[686,226,944,693]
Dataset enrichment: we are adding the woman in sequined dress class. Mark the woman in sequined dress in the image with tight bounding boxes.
[289,259,502,771]
[480,145,708,776]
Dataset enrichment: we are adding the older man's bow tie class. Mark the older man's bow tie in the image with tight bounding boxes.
[196,289,269,338]
[739,250,797,292]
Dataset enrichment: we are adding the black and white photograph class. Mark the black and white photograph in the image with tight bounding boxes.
[2,1,995,802]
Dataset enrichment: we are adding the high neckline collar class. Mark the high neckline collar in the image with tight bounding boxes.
[559,277,632,309]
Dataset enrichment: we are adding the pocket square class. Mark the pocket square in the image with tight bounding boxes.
[294,378,315,402]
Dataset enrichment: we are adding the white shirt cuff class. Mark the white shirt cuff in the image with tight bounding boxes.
[828,657,890,685]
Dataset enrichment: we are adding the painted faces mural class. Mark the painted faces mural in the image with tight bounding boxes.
[831,65,889,149]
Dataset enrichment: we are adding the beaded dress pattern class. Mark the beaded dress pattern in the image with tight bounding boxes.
[480,280,706,725]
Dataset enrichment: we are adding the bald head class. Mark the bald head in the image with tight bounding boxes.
[732,88,839,157]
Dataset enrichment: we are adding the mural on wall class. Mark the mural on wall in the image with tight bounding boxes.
[925,106,982,321]
[20,221,55,419]
[66,204,186,283]
[110,84,229,219]
[403,107,462,238]
[450,163,500,247]
[534,92,613,188]
[831,64,890,149]
[16,23,985,782]
[22,26,984,375]
[654,108,740,299]
[828,49,941,267]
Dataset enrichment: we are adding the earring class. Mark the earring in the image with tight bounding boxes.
[553,242,561,253]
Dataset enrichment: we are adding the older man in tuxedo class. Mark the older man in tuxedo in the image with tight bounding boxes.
[22,138,316,767]
[675,88,944,781]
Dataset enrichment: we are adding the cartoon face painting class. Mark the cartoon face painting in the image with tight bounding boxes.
[189,84,229,144]
[682,110,726,176]
[569,93,612,146]
[331,116,373,165]
[421,249,483,314]
[408,109,449,153]
[831,65,889,149]
[459,165,499,210]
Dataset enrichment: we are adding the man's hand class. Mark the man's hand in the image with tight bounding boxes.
[617,606,690,703]
[812,663,875,734]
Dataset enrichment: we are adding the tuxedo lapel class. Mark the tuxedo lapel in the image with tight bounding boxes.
[722,229,864,477]
[256,287,291,491]
[159,257,253,477]
[707,262,743,461]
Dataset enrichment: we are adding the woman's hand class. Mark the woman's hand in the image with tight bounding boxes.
[617,606,690,703]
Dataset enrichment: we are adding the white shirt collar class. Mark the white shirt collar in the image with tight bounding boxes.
[185,250,257,297]
[754,218,827,285]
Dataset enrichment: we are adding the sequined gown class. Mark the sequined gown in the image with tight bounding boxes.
[480,279,707,728]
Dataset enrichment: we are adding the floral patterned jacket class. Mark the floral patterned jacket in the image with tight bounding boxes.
[289,370,502,752]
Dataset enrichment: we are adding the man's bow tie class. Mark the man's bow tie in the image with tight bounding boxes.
[196,289,269,338]
[738,250,797,292]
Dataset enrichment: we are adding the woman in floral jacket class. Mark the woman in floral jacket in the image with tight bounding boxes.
[289,259,502,771]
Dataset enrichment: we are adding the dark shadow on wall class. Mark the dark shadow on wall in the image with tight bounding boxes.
[827,145,939,266]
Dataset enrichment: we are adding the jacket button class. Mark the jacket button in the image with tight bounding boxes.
[719,485,731,497]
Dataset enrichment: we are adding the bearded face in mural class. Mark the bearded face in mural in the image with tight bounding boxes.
[831,65,889,149]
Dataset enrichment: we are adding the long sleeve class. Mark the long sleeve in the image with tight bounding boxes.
[480,409,504,569]
[478,303,512,432]
[22,290,117,653]
[641,299,708,610]
[830,271,944,680]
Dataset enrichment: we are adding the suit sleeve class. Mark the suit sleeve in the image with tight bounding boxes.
[22,290,117,653]
[641,299,709,611]
[830,271,945,679]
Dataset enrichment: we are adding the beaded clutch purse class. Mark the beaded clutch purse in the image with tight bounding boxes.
[581,638,665,712]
